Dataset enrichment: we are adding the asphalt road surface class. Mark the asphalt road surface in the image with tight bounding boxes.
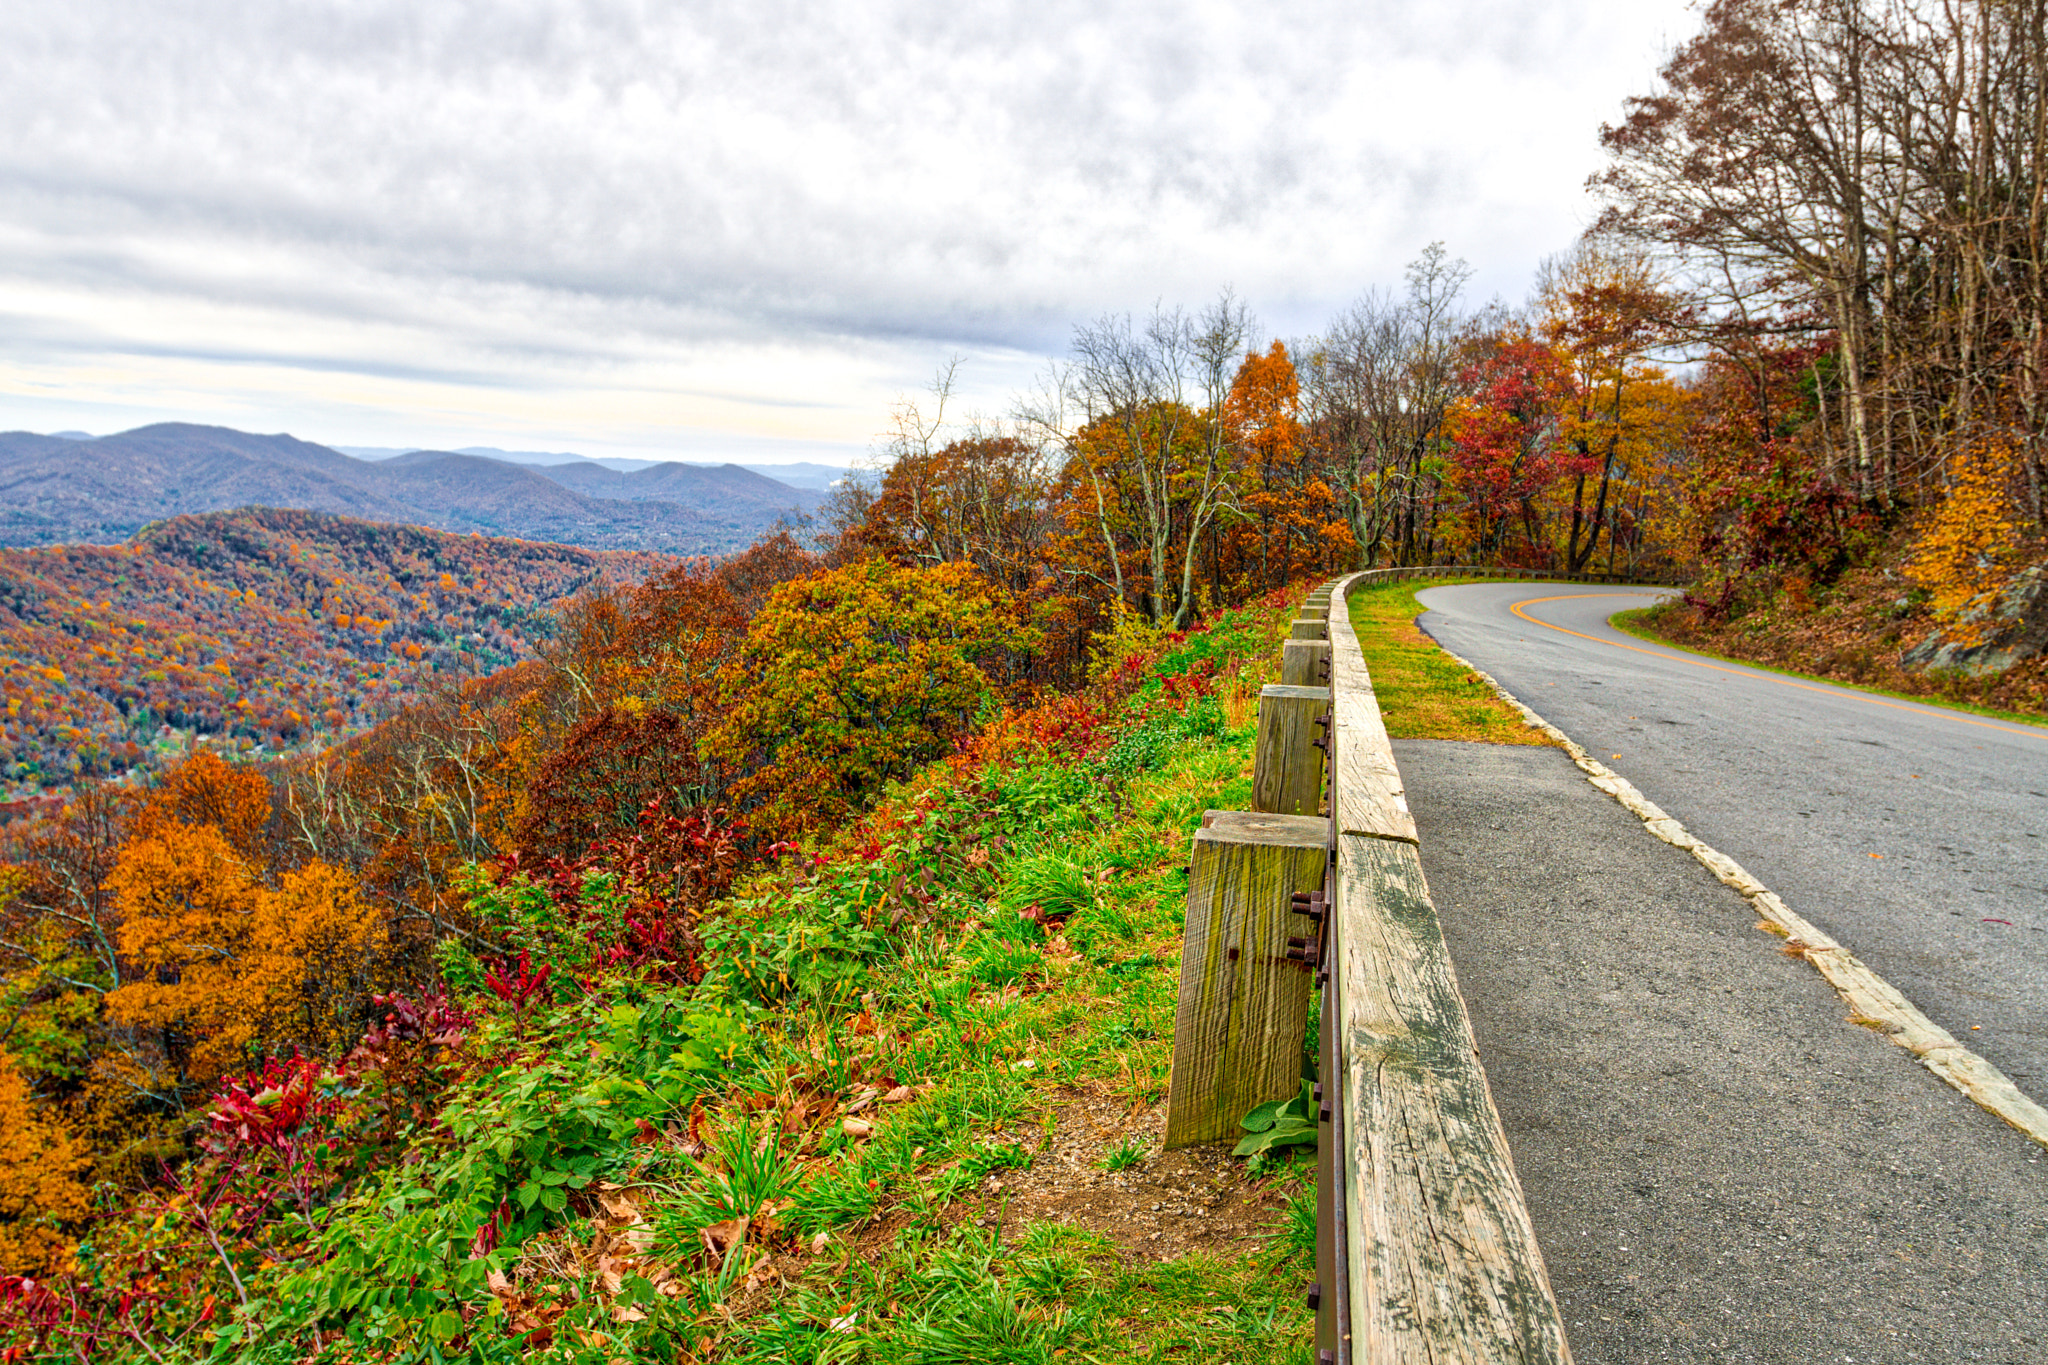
[1413,582,2048,1105]
[1401,738,2048,1363]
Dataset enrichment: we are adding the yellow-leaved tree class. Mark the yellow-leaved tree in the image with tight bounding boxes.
[705,559,1036,836]
[1911,438,2022,636]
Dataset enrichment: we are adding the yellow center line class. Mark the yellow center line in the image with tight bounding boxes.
[1507,593,2048,743]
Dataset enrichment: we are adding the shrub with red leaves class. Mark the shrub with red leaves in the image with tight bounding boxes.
[205,1053,336,1156]
[490,797,747,989]
[346,989,472,1133]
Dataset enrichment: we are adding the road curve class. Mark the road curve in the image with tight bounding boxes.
[1413,581,2048,1111]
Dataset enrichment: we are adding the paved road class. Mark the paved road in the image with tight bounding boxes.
[1413,582,2048,1104]
[1401,739,2048,1364]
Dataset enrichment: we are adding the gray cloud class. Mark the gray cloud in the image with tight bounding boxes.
[0,0,1695,456]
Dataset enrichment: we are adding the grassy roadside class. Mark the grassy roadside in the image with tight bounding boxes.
[192,595,1321,1365]
[1609,607,2048,732]
[1344,578,1549,744]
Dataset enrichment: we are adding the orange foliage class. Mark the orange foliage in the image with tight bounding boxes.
[0,1051,91,1275]
[1220,341,1349,592]
[132,751,271,861]
[1911,436,2025,634]
[107,825,383,1084]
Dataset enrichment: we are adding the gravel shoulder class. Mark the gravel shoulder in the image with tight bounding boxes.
[1397,738,2048,1365]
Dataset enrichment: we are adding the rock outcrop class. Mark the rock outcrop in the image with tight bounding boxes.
[1902,563,2048,674]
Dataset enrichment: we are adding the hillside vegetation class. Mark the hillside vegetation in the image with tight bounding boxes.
[0,509,666,794]
[5,4,2048,1350]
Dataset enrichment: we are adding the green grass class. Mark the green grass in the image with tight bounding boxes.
[1345,577,1550,744]
[1610,607,2048,731]
[676,619,1319,1361]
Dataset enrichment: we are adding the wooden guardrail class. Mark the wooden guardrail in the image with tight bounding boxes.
[1167,568,1619,1363]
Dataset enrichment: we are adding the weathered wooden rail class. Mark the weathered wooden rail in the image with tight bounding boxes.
[1167,568,1634,1363]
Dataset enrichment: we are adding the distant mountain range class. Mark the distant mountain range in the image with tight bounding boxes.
[1,424,830,554]
[333,443,850,492]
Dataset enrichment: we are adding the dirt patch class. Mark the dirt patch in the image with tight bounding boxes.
[972,1083,1291,1261]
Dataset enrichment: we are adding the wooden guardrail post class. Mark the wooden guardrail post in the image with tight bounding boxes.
[1289,616,1326,640]
[1164,810,1328,1148]
[1253,684,1329,816]
[1280,638,1330,687]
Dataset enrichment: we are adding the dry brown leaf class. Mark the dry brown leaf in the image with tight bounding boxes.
[841,1117,874,1139]
[882,1085,915,1105]
[700,1216,749,1259]
[598,1190,643,1223]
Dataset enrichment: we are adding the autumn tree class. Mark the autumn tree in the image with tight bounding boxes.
[0,1050,91,1275]
[1301,244,1492,567]
[1593,0,2048,524]
[1535,244,1687,572]
[107,824,383,1088]
[704,559,1036,835]
[1223,341,1349,590]
[133,749,273,862]
[1443,335,1581,562]
[1066,294,1252,625]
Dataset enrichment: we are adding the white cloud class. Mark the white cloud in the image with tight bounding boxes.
[0,0,1694,461]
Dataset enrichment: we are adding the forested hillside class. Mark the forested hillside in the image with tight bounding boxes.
[0,509,666,793]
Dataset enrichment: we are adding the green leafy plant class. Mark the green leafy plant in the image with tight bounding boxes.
[1234,1080,1318,1158]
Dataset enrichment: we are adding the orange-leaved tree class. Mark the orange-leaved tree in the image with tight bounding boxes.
[0,1049,91,1275]
[132,749,273,863]
[705,559,1037,836]
[107,825,383,1089]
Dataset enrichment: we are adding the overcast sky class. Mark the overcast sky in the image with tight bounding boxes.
[0,0,1695,465]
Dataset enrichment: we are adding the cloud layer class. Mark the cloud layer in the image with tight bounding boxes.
[0,0,1694,460]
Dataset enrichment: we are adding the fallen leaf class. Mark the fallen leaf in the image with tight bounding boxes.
[882,1085,915,1104]
[810,1232,832,1255]
[842,1118,874,1139]
[829,1312,859,1333]
[700,1216,749,1259]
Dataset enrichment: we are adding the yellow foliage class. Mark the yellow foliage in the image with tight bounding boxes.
[1911,439,2021,633]
[0,1051,91,1275]
[107,825,382,1081]
[1086,600,1174,684]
